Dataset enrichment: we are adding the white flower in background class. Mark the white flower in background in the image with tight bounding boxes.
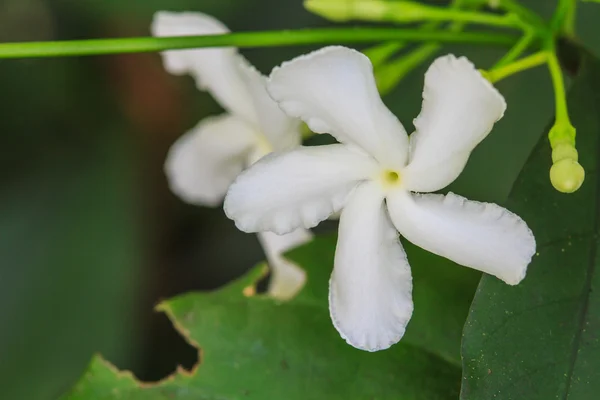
[224,46,536,351]
[151,11,312,300]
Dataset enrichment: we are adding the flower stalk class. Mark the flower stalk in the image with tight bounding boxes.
[373,43,440,94]
[492,29,536,68]
[550,0,577,34]
[0,28,517,59]
[484,51,547,83]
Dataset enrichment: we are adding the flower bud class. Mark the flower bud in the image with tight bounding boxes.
[550,158,585,194]
[547,123,583,193]
[304,0,384,22]
[304,0,427,23]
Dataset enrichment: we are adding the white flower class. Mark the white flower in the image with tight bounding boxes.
[151,11,312,300]
[224,46,536,351]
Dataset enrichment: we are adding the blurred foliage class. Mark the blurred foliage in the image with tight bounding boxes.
[0,1,599,400]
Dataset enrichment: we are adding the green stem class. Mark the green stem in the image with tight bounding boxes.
[363,41,406,68]
[375,43,441,95]
[550,0,576,32]
[562,0,577,36]
[408,7,523,29]
[547,50,571,126]
[492,30,536,68]
[486,51,548,83]
[0,28,518,59]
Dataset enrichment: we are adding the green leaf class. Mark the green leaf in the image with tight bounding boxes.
[64,239,462,400]
[461,51,600,399]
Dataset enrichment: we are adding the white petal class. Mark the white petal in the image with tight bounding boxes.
[165,114,258,206]
[237,62,302,151]
[268,46,409,169]
[258,229,313,301]
[224,144,378,234]
[387,190,535,285]
[330,182,413,352]
[151,11,256,123]
[403,55,507,193]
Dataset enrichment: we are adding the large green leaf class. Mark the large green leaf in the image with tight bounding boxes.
[461,51,600,399]
[63,237,463,400]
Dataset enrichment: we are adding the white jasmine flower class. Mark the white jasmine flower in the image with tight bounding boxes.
[151,11,312,300]
[224,46,536,351]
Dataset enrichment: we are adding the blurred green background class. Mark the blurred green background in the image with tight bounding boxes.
[0,1,598,399]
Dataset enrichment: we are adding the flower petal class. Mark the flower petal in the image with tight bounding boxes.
[403,55,507,193]
[268,46,409,169]
[258,229,313,301]
[224,144,378,235]
[237,62,302,151]
[387,190,535,285]
[165,114,258,206]
[151,11,256,123]
[330,182,413,352]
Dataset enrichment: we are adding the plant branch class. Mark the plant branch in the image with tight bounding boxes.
[551,0,577,34]
[492,30,536,68]
[0,28,518,59]
[547,50,571,125]
[487,51,548,83]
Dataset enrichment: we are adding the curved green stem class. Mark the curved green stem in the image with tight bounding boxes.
[403,6,523,29]
[0,28,518,59]
[551,0,576,33]
[363,42,406,68]
[375,43,440,95]
[486,51,548,83]
[493,30,536,68]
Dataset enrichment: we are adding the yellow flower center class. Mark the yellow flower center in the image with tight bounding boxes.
[381,169,402,188]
